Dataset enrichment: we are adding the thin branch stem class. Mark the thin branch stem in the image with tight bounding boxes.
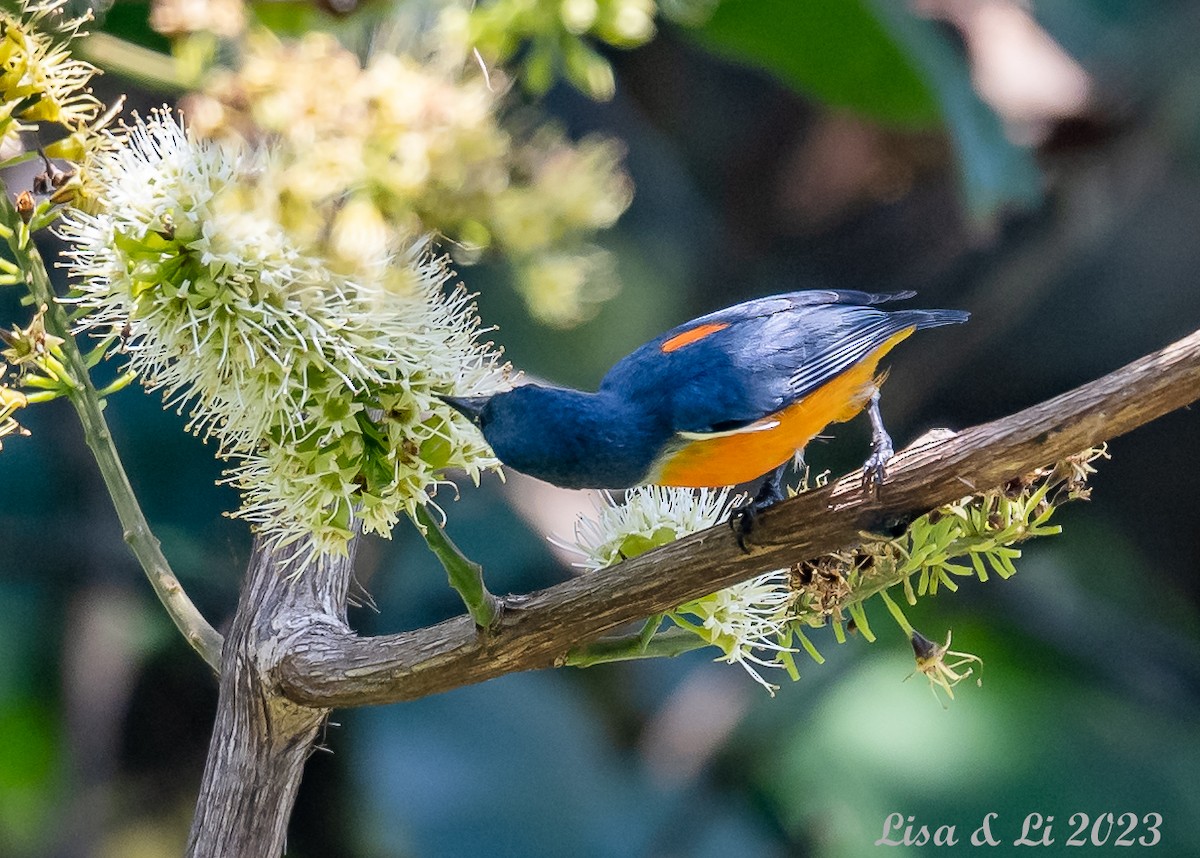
[76,33,185,92]
[0,195,223,670]
[277,325,1200,707]
[565,627,708,667]
[635,613,664,651]
[412,504,502,629]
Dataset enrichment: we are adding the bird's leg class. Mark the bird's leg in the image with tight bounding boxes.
[862,390,894,488]
[731,456,797,551]
[753,460,790,507]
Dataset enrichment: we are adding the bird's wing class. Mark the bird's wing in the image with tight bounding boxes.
[601,290,963,436]
[667,289,916,331]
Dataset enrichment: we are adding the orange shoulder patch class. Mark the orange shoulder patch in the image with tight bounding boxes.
[661,322,730,354]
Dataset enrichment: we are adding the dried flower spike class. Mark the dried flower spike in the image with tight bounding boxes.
[908,629,983,706]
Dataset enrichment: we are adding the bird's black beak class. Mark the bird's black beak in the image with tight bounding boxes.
[438,394,490,425]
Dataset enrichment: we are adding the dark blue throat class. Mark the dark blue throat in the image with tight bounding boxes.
[480,385,669,490]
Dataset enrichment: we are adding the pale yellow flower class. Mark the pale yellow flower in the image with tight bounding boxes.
[183,30,631,326]
[149,0,245,39]
[0,0,100,131]
[60,110,507,554]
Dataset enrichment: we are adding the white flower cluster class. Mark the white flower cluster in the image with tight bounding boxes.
[559,486,798,693]
[60,111,506,554]
[561,485,734,571]
[674,569,798,694]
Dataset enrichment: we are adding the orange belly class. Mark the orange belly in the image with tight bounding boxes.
[652,328,913,487]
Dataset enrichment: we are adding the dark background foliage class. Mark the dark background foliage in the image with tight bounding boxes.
[2,1,1199,855]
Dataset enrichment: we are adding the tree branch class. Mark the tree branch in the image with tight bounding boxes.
[278,326,1200,708]
[564,626,708,667]
[0,195,224,670]
[186,537,353,856]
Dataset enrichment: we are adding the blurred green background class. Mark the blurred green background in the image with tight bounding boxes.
[3,0,1200,855]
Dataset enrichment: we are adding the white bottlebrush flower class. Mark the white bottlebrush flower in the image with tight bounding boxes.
[59,110,506,555]
[558,485,797,693]
[557,484,735,571]
[673,570,797,695]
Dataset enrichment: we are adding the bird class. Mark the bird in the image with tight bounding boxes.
[442,289,968,522]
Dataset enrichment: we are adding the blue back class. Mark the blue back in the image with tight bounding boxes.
[600,290,965,435]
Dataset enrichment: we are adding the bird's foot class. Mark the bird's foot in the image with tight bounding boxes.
[861,437,894,490]
[730,472,786,552]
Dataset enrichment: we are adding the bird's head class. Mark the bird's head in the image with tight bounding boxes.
[438,388,536,467]
[438,384,630,488]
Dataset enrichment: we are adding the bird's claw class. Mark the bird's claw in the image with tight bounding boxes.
[862,440,893,489]
[731,471,786,552]
[730,499,761,552]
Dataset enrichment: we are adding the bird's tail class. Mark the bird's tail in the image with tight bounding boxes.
[891,308,971,331]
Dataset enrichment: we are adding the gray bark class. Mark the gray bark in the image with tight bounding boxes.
[186,538,355,857]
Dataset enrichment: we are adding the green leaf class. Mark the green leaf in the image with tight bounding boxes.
[562,36,616,100]
[691,0,1043,223]
[0,699,58,850]
[866,0,1042,223]
[96,0,172,53]
[776,645,800,681]
[247,1,324,37]
[847,600,875,642]
[693,0,940,126]
[523,41,558,96]
[419,433,453,471]
[792,626,825,664]
[970,550,989,582]
[617,532,658,559]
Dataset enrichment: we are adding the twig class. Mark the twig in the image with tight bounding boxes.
[565,627,707,667]
[77,33,185,92]
[277,325,1200,707]
[0,194,223,670]
[412,504,502,629]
